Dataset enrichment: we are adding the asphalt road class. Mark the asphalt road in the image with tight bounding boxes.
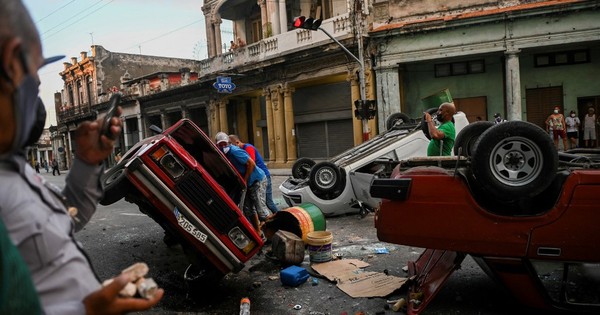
[42,170,527,315]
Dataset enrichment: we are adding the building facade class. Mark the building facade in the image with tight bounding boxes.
[370,0,600,134]
[55,45,202,168]
[53,0,600,168]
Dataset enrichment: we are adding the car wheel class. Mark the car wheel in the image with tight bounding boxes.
[471,121,557,200]
[291,157,316,179]
[386,112,412,130]
[309,162,343,194]
[100,163,132,205]
[453,121,494,157]
[421,108,439,140]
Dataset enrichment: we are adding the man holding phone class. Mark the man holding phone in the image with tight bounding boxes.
[0,0,163,314]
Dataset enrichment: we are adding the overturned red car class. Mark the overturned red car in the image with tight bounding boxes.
[371,121,600,314]
[100,119,263,282]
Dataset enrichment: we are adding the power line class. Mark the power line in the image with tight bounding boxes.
[42,0,113,41]
[35,0,77,23]
[121,18,203,52]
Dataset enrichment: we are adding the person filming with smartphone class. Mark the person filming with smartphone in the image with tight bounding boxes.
[0,0,163,314]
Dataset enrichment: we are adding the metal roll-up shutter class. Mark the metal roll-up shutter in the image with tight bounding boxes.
[293,81,354,159]
[296,119,354,159]
[525,86,563,129]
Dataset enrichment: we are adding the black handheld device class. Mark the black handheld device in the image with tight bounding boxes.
[101,93,121,139]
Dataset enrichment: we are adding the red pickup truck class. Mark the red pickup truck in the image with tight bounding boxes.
[371,121,600,314]
[100,119,263,283]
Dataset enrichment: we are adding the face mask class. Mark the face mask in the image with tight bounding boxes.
[9,75,46,154]
[220,145,230,154]
[495,117,501,122]
[554,110,559,114]
[571,114,576,117]
[435,112,444,123]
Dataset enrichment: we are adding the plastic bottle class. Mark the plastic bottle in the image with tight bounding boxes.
[239,297,250,315]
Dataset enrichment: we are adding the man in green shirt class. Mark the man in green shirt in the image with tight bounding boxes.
[424,102,456,156]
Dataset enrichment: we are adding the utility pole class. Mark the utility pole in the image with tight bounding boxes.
[294,3,372,142]
[354,0,369,141]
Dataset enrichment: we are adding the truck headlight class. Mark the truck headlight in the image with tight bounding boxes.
[228,227,255,254]
[152,146,185,179]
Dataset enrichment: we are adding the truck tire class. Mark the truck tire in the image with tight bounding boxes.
[471,121,557,200]
[453,121,494,157]
[100,164,131,205]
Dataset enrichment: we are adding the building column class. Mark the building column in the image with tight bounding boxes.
[122,118,129,148]
[348,71,362,146]
[160,110,168,130]
[214,17,223,55]
[278,0,287,34]
[65,130,72,169]
[375,65,401,133]
[218,98,229,132]
[251,97,264,155]
[258,0,268,38]
[264,88,275,162]
[137,113,144,140]
[273,87,286,164]
[181,106,188,119]
[207,101,219,137]
[203,6,216,57]
[505,50,522,121]
[283,84,297,163]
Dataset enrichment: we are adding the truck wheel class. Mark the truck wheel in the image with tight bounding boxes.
[309,162,344,194]
[471,121,557,200]
[386,112,412,130]
[453,121,494,157]
[291,157,316,179]
[421,108,439,140]
[100,164,131,205]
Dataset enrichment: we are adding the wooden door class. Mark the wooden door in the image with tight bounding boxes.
[453,96,487,123]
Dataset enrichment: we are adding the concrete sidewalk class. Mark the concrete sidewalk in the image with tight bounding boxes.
[268,167,291,177]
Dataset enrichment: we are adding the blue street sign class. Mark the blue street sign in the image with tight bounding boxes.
[213,76,236,93]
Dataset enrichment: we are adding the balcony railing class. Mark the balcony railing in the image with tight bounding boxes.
[202,14,352,76]
[58,14,354,124]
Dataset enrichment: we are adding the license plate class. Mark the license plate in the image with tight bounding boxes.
[174,207,207,243]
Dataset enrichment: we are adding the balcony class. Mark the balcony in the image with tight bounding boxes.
[198,14,353,76]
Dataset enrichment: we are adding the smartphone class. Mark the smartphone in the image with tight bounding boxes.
[102,93,121,139]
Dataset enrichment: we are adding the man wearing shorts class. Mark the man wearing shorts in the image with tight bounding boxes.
[583,107,597,148]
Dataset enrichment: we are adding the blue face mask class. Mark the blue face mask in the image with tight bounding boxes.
[13,75,46,152]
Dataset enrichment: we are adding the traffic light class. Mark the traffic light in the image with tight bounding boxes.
[354,100,377,120]
[293,16,322,31]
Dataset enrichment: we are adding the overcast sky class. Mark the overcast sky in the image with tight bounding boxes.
[23,0,231,127]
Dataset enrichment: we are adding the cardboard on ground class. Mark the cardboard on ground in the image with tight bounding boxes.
[311,259,406,298]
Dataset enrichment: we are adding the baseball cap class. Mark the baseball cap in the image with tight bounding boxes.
[215,132,229,145]
[494,113,500,118]
[42,55,65,68]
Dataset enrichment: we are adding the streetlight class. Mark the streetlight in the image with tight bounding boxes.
[293,15,372,141]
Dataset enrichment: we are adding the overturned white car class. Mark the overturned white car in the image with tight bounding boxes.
[279,111,470,216]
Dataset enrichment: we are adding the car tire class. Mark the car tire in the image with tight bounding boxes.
[291,157,316,179]
[386,112,412,130]
[100,163,131,205]
[421,108,439,140]
[309,161,343,194]
[453,121,494,157]
[471,121,558,200]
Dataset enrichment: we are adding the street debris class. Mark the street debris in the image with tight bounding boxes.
[311,259,406,298]
[280,265,310,287]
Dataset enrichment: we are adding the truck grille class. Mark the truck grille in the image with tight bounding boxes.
[176,171,238,233]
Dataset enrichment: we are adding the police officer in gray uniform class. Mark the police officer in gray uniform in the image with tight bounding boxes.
[0,1,163,314]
